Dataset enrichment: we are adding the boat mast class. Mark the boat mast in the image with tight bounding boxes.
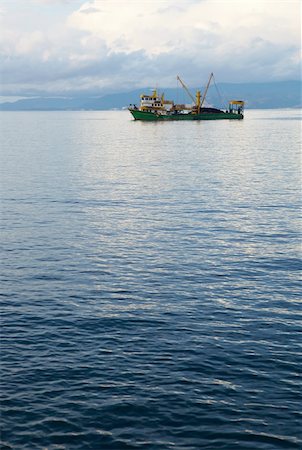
[200,72,214,107]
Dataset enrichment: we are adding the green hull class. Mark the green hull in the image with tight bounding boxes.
[129,109,243,121]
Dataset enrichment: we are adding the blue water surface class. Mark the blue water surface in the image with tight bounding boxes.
[1,109,301,449]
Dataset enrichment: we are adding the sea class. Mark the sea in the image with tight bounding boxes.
[0,109,301,450]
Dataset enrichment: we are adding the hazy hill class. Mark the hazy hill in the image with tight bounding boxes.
[0,80,301,110]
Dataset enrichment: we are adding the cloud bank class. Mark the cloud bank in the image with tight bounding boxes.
[0,0,300,97]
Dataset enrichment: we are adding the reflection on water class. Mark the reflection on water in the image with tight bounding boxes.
[1,109,301,449]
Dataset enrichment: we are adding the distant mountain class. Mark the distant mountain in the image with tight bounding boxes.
[215,80,302,108]
[0,97,86,111]
[0,80,301,110]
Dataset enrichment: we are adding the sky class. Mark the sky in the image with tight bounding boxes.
[0,0,301,98]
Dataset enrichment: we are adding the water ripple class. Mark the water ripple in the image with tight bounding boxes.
[1,110,301,449]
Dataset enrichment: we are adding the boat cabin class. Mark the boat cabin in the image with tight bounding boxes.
[139,89,175,113]
[140,90,163,111]
[229,100,244,114]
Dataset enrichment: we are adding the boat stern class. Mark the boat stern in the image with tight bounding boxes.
[229,100,245,117]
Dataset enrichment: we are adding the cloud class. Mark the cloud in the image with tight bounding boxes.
[80,7,100,15]
[30,0,74,3]
[68,0,300,55]
[0,0,300,97]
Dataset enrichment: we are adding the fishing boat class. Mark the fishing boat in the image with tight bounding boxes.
[129,73,244,121]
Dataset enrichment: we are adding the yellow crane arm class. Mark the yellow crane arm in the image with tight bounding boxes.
[200,72,214,107]
[177,75,196,105]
